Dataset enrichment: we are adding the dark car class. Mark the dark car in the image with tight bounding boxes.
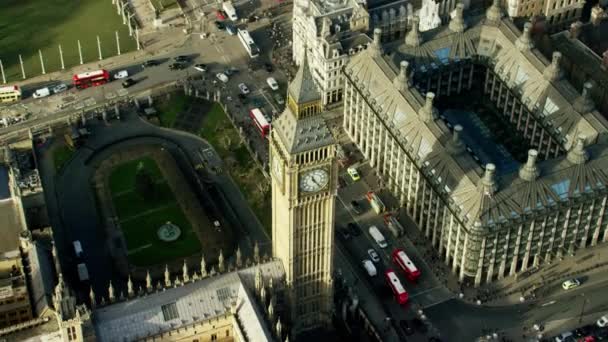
[264,63,273,72]
[142,60,159,68]
[224,67,239,76]
[174,55,189,62]
[121,78,136,88]
[347,222,362,236]
[238,93,247,101]
[350,200,363,214]
[400,320,414,335]
[336,228,351,241]
[169,62,186,70]
[214,21,225,30]
[412,318,428,333]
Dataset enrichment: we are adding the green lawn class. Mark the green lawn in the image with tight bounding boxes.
[52,145,75,172]
[0,0,136,82]
[108,157,201,267]
[156,93,192,128]
[120,204,201,266]
[198,103,272,233]
[108,157,163,194]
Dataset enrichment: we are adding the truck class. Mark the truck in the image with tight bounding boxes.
[32,87,51,99]
[369,226,388,249]
[77,263,89,281]
[73,240,83,258]
[384,213,405,237]
[366,191,386,215]
[222,1,238,21]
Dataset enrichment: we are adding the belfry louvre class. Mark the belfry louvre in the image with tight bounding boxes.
[342,3,608,286]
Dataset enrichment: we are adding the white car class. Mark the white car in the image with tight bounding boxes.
[561,278,580,290]
[362,259,377,277]
[554,331,573,342]
[597,315,608,327]
[367,249,380,263]
[266,77,279,91]
[238,83,250,94]
[347,167,360,181]
[193,64,207,72]
[113,70,129,79]
[216,73,229,83]
[52,84,68,94]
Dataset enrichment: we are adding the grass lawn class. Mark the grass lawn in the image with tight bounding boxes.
[0,0,136,82]
[108,157,163,194]
[108,157,201,267]
[198,103,272,233]
[156,93,192,128]
[120,204,201,266]
[52,145,75,172]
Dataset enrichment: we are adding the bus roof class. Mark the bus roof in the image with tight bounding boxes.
[0,85,20,93]
[385,270,406,294]
[75,69,107,79]
[238,29,254,43]
[250,108,269,127]
[394,249,418,273]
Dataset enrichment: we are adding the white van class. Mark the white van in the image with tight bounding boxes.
[73,240,83,258]
[114,70,129,79]
[368,226,388,249]
[362,259,377,277]
[32,87,50,99]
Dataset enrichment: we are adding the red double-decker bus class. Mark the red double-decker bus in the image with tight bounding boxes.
[249,108,270,138]
[385,269,408,304]
[72,69,110,89]
[392,248,421,282]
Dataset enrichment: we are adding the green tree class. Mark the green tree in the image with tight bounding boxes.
[135,162,156,199]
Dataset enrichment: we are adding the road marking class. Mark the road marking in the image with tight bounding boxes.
[409,285,443,298]
[421,296,457,309]
[541,300,556,307]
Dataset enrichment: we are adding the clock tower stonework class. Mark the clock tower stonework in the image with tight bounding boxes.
[269,52,337,337]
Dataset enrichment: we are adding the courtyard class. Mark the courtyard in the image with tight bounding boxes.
[0,0,136,82]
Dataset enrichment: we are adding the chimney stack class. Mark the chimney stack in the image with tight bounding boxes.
[370,28,383,57]
[567,135,589,165]
[478,163,498,196]
[419,92,437,122]
[447,124,465,155]
[393,60,411,91]
[543,51,563,82]
[519,149,540,181]
[486,0,503,24]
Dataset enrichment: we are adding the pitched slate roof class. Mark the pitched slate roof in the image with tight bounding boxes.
[288,52,322,105]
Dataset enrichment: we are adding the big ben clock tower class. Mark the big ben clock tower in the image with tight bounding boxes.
[269,52,337,337]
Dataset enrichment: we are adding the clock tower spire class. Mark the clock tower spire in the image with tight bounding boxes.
[269,50,337,338]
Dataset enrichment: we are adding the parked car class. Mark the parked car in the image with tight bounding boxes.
[142,59,159,68]
[336,228,351,241]
[350,200,363,214]
[52,84,68,94]
[214,21,225,30]
[193,64,208,72]
[169,62,186,70]
[347,166,361,181]
[225,23,237,35]
[362,260,377,277]
[554,331,574,342]
[224,67,238,76]
[113,70,129,79]
[121,78,136,88]
[562,278,580,290]
[216,73,229,83]
[273,93,285,105]
[267,77,279,91]
[399,320,414,335]
[238,83,250,94]
[215,10,226,20]
[597,315,608,327]
[367,248,380,263]
[264,63,273,72]
[174,55,189,62]
[347,222,362,236]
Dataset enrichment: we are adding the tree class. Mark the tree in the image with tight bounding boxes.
[135,162,156,199]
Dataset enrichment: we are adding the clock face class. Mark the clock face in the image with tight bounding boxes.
[273,157,283,181]
[299,168,329,193]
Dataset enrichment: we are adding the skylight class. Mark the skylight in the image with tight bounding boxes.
[550,179,570,200]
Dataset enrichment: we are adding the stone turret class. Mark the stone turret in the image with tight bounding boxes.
[449,4,466,33]
[486,0,503,24]
[321,17,331,38]
[567,136,588,165]
[519,150,540,181]
[218,250,225,273]
[89,287,96,309]
[108,281,115,303]
[236,246,242,268]
[164,265,171,287]
[573,82,595,114]
[268,300,275,322]
[200,255,208,278]
[253,241,260,263]
[260,283,267,304]
[419,92,438,122]
[146,271,152,292]
[255,266,263,291]
[515,22,534,51]
[276,317,283,339]
[447,125,465,155]
[543,52,563,82]
[127,276,134,298]
[478,164,498,196]
[405,17,422,47]
[369,28,383,57]
[182,260,190,283]
[393,61,411,91]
